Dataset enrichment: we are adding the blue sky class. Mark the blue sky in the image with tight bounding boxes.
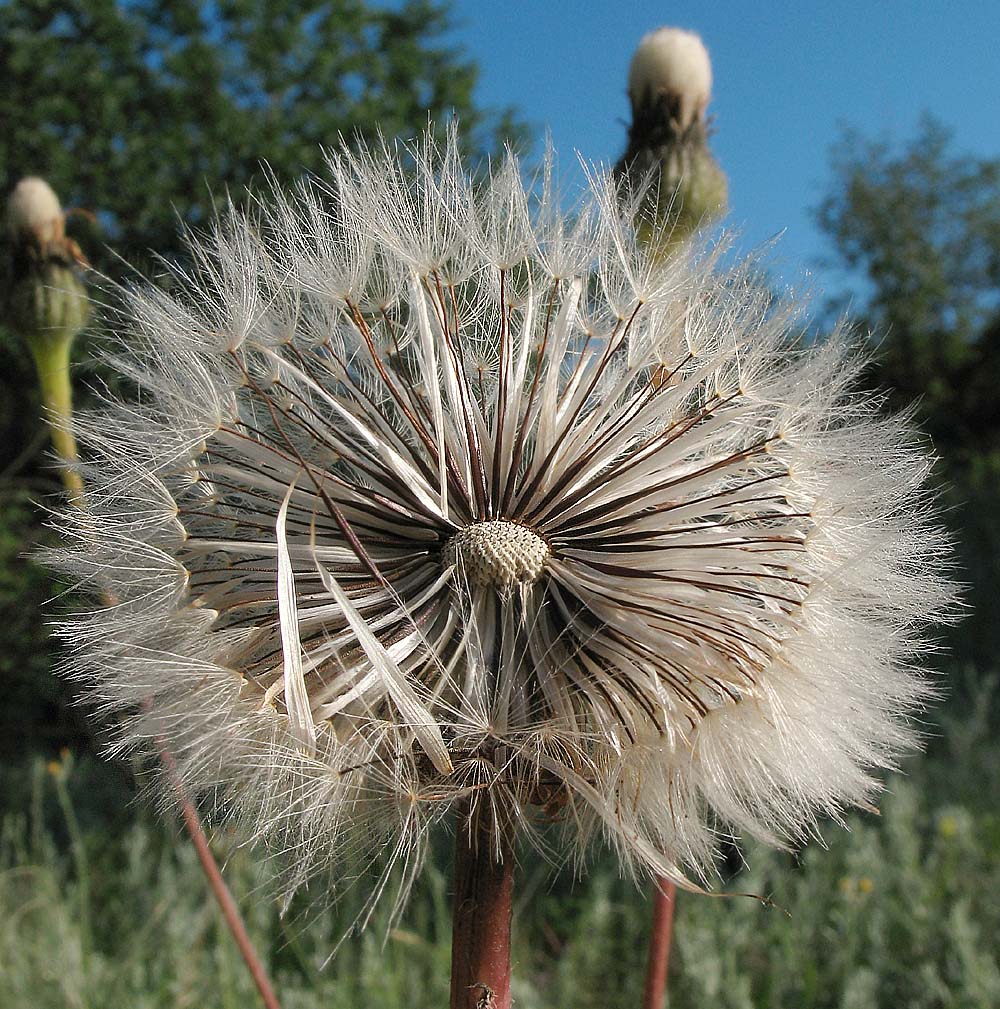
[446,0,1000,298]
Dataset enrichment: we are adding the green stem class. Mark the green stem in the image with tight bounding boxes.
[26,304,285,1009]
[29,335,84,503]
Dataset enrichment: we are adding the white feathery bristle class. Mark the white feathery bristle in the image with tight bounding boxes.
[628,27,713,128]
[6,176,64,244]
[48,127,955,913]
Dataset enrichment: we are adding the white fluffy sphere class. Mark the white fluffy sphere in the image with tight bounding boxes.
[628,27,713,128]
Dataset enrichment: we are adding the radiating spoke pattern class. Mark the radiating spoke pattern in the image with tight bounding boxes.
[53,129,954,903]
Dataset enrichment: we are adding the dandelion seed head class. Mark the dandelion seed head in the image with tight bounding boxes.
[51,127,955,905]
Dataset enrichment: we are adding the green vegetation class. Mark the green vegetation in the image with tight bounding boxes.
[3,703,998,1008]
[815,116,1000,673]
[0,0,526,273]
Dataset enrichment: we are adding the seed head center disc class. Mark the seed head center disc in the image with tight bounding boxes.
[445,520,550,590]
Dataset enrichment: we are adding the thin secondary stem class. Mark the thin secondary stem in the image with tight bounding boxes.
[450,801,515,1009]
[159,745,283,1009]
[642,876,677,1009]
[32,339,283,1009]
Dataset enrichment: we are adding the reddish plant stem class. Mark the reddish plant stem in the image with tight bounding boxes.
[642,876,677,1009]
[36,299,281,1009]
[158,743,283,1009]
[450,804,515,1009]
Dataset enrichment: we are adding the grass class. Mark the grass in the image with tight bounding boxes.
[2,703,999,1009]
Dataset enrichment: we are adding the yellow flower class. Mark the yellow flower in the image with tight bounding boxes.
[938,815,959,839]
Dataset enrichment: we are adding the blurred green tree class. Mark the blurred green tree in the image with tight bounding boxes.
[0,0,525,271]
[0,0,527,766]
[816,115,1000,672]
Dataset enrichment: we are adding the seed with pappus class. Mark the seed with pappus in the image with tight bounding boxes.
[52,129,955,916]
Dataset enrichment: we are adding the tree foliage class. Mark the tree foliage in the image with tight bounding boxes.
[0,0,526,272]
[817,116,1000,670]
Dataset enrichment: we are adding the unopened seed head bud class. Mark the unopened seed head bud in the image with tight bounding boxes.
[616,27,726,255]
[3,177,89,350]
[628,27,712,130]
[3,177,90,500]
[5,176,65,252]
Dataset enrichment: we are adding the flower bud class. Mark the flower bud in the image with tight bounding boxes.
[616,27,727,254]
[3,177,91,500]
[5,176,66,253]
[4,177,90,346]
[627,27,712,133]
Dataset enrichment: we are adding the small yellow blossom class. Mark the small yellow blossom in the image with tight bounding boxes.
[938,815,959,839]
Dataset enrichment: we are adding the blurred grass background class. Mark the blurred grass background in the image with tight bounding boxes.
[2,2,999,1006]
[4,707,998,1009]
